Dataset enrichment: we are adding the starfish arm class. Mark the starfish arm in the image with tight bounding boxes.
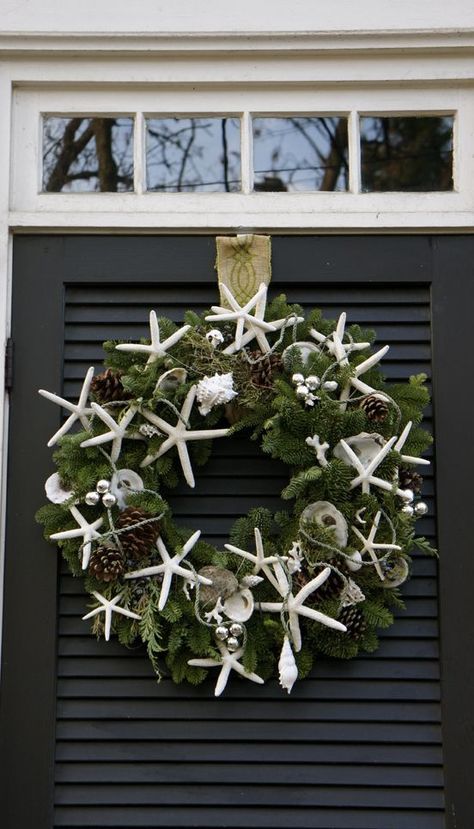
[221,283,245,312]
[184,428,230,441]
[112,605,142,621]
[253,328,273,354]
[351,525,366,546]
[257,601,284,613]
[140,409,172,432]
[351,377,376,396]
[231,660,265,684]
[50,526,84,541]
[234,316,245,350]
[158,570,173,611]
[270,561,290,596]
[335,312,346,341]
[365,436,397,476]
[103,606,113,641]
[294,567,331,605]
[78,366,95,408]
[90,401,119,430]
[38,388,76,413]
[124,564,166,579]
[82,606,103,621]
[373,542,402,551]
[47,412,78,447]
[224,544,257,565]
[289,611,302,652]
[81,431,115,449]
[148,310,160,347]
[400,454,430,467]
[363,475,406,498]
[188,657,220,668]
[309,328,327,345]
[394,421,412,452]
[332,332,349,366]
[172,565,212,585]
[180,386,197,422]
[116,343,154,354]
[297,605,347,632]
[354,345,390,377]
[182,529,201,557]
[177,441,195,488]
[214,662,233,697]
[339,439,366,476]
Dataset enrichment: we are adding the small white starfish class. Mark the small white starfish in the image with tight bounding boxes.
[205,282,302,355]
[225,527,284,593]
[339,435,407,497]
[351,510,401,581]
[39,366,95,447]
[115,310,190,365]
[125,530,211,611]
[258,567,347,652]
[188,641,264,696]
[80,403,138,464]
[305,434,329,467]
[139,386,229,487]
[82,591,141,641]
[394,420,430,467]
[310,312,370,360]
[50,505,103,569]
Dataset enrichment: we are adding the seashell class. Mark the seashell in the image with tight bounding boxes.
[198,566,239,606]
[381,555,409,588]
[282,341,320,367]
[301,501,348,548]
[341,578,365,607]
[196,372,237,416]
[334,432,386,469]
[155,367,187,393]
[346,551,363,571]
[241,574,264,588]
[110,468,144,509]
[223,588,255,622]
[278,635,298,694]
[45,472,74,504]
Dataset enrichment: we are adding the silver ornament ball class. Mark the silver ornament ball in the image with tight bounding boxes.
[102,492,117,508]
[85,490,100,506]
[322,380,338,392]
[215,626,229,641]
[96,479,111,494]
[296,384,309,397]
[305,375,320,391]
[226,636,240,652]
[414,501,429,517]
[292,373,305,385]
[401,504,414,517]
[229,623,244,638]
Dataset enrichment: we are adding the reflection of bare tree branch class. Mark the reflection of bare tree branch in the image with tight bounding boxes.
[45,118,94,191]
[221,118,229,193]
[320,119,349,190]
[92,119,118,192]
[176,121,196,192]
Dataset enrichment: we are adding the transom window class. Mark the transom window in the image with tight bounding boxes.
[41,113,454,195]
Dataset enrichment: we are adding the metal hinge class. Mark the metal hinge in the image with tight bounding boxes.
[4,338,13,391]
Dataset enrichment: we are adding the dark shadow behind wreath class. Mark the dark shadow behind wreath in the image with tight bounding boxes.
[37,235,435,696]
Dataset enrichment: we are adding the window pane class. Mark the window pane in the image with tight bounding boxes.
[145,117,241,192]
[360,115,454,192]
[42,117,134,193]
[252,117,349,192]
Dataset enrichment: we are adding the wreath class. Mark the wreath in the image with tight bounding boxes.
[37,235,434,696]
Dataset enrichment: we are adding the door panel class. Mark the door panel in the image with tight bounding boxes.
[2,235,472,829]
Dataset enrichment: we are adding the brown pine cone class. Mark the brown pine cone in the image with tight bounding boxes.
[338,605,367,640]
[116,507,160,559]
[90,369,132,403]
[360,394,389,423]
[293,564,344,602]
[248,350,283,389]
[89,544,125,582]
[399,467,423,494]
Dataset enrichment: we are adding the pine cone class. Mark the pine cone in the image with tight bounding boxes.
[399,467,423,494]
[360,394,389,423]
[90,369,132,404]
[248,350,283,389]
[293,564,344,601]
[338,605,367,640]
[89,543,125,582]
[116,507,160,559]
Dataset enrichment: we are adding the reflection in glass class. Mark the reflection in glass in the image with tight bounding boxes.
[252,117,349,192]
[360,116,454,192]
[42,117,134,193]
[146,118,241,192]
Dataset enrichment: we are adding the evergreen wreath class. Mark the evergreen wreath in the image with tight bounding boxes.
[37,237,435,696]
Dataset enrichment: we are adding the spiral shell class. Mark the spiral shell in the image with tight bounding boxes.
[278,635,298,694]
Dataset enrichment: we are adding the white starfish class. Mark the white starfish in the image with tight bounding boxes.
[205,282,302,355]
[50,505,103,569]
[351,510,401,581]
[139,386,229,487]
[39,366,94,447]
[258,566,347,652]
[188,641,264,697]
[225,527,284,593]
[394,421,430,467]
[80,403,138,464]
[310,312,370,360]
[115,310,190,365]
[82,591,141,641]
[125,530,211,611]
[339,435,407,497]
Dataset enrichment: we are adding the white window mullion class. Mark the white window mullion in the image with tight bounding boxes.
[240,112,253,194]
[133,112,145,194]
[348,110,361,194]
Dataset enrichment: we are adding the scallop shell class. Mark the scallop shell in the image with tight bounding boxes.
[155,367,187,393]
[223,588,255,622]
[301,500,348,548]
[282,341,320,367]
[334,432,386,469]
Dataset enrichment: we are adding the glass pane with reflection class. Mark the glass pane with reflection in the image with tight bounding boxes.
[360,115,454,192]
[42,117,134,192]
[146,117,241,192]
[252,117,349,192]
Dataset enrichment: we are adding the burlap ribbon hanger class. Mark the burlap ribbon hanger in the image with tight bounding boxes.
[215,234,271,307]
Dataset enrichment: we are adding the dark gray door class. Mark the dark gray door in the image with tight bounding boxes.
[1,235,472,829]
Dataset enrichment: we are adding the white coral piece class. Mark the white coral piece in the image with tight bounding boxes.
[195,372,237,416]
[278,635,298,694]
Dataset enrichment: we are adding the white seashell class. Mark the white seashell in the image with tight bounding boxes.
[110,468,144,509]
[278,635,298,694]
[45,472,74,504]
[155,367,187,394]
[346,551,363,571]
[334,432,386,469]
[381,556,409,588]
[301,501,348,548]
[206,329,224,348]
[283,341,320,367]
[223,588,254,622]
[241,575,264,588]
[341,578,365,607]
[196,372,237,416]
